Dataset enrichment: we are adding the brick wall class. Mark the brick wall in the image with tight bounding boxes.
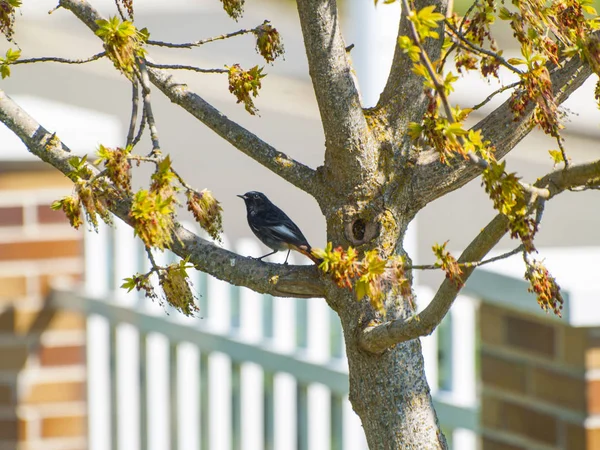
[480,302,600,450]
[0,170,86,450]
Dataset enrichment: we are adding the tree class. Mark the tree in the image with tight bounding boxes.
[1,0,599,447]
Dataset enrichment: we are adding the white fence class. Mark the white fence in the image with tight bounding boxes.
[50,219,479,450]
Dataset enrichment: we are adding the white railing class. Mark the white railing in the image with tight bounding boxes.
[50,220,479,450]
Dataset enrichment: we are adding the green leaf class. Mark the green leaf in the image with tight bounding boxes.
[5,48,20,62]
[356,280,368,300]
[507,57,526,66]
[0,65,10,79]
[121,277,137,292]
[548,149,564,164]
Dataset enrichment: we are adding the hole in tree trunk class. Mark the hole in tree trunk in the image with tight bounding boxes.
[352,218,366,241]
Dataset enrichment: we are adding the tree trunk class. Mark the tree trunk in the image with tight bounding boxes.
[332,287,448,449]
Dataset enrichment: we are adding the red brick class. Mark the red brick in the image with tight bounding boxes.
[39,345,85,367]
[588,380,600,414]
[24,381,85,404]
[39,273,81,298]
[586,348,600,369]
[41,415,86,438]
[0,239,81,261]
[23,309,85,333]
[0,206,23,227]
[0,171,72,190]
[589,428,600,450]
[0,308,85,334]
[481,353,527,394]
[530,368,586,412]
[18,418,28,441]
[0,276,27,299]
[505,316,556,358]
[37,204,69,224]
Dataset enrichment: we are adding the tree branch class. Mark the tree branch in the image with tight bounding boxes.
[412,53,593,208]
[11,51,106,65]
[377,0,447,134]
[0,88,326,299]
[146,23,263,49]
[57,0,319,197]
[296,0,375,190]
[360,158,600,353]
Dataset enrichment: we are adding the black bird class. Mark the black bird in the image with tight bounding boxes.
[238,191,320,264]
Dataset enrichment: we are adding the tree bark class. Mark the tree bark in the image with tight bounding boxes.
[332,286,447,449]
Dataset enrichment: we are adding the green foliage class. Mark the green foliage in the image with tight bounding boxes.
[51,196,83,229]
[186,189,223,242]
[66,155,93,182]
[159,259,198,316]
[399,0,600,315]
[0,47,20,79]
[407,5,445,40]
[0,0,20,42]
[398,35,421,62]
[255,22,285,64]
[548,149,565,166]
[95,16,148,78]
[524,258,564,316]
[314,244,408,314]
[481,161,537,251]
[122,258,198,316]
[227,64,266,115]
[150,155,177,199]
[130,189,176,250]
[95,145,132,194]
[432,242,463,288]
[220,0,244,20]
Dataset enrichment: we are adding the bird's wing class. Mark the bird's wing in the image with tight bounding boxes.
[254,207,311,248]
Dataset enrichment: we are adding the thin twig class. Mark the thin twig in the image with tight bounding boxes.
[439,1,480,71]
[127,154,158,164]
[402,0,550,200]
[146,24,264,49]
[128,154,199,193]
[12,52,106,65]
[145,61,227,74]
[410,245,524,270]
[171,167,197,193]
[472,82,520,110]
[557,136,570,168]
[126,80,139,147]
[444,20,524,74]
[144,246,163,272]
[114,0,126,20]
[135,58,161,156]
[132,103,146,148]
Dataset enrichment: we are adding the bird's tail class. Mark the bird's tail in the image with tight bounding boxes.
[289,244,323,265]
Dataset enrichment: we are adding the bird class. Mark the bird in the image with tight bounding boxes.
[238,191,320,264]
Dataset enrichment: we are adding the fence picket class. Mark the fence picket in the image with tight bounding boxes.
[79,228,477,450]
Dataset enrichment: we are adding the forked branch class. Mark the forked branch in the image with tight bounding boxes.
[57,0,319,197]
[0,88,326,299]
[361,159,600,353]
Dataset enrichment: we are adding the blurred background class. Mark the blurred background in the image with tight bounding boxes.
[1,0,599,449]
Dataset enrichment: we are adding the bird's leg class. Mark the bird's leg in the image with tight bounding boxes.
[256,249,278,261]
[283,249,291,265]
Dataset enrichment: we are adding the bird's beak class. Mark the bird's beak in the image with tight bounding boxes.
[237,194,246,200]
